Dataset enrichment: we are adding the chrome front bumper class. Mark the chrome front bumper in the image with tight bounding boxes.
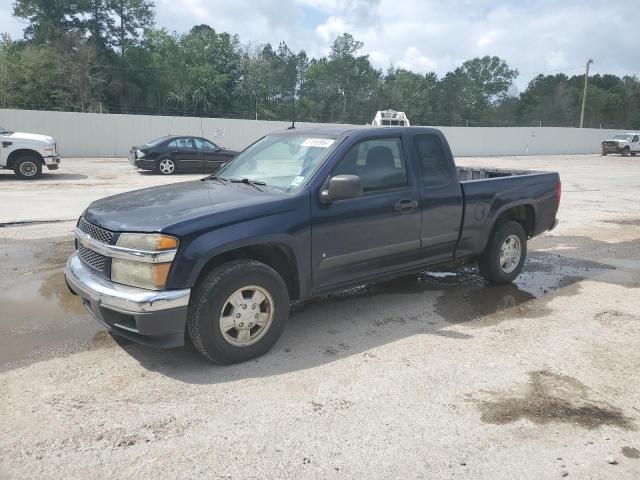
[65,253,191,348]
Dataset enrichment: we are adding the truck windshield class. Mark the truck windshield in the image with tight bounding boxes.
[614,134,632,140]
[216,133,339,192]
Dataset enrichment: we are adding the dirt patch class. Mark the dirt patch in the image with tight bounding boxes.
[594,310,639,326]
[475,370,635,430]
[603,218,640,227]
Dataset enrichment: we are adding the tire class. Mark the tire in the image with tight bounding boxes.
[187,259,290,364]
[631,152,637,156]
[157,157,176,175]
[621,147,630,157]
[477,221,528,285]
[13,156,43,180]
[601,149,607,156]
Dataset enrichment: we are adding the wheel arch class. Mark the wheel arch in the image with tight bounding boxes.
[192,243,301,300]
[7,149,43,169]
[492,203,536,238]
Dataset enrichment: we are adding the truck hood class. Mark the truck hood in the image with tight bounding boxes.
[83,180,292,233]
[9,132,56,144]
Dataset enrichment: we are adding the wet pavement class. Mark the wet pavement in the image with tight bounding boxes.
[0,246,617,371]
[0,269,107,371]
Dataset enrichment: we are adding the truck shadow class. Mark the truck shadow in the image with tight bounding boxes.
[0,173,88,181]
[118,235,638,384]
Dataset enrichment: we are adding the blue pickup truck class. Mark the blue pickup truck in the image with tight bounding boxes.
[66,127,560,364]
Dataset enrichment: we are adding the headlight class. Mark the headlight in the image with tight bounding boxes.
[116,233,178,251]
[111,233,178,289]
[111,259,172,290]
[136,149,145,158]
[44,144,55,156]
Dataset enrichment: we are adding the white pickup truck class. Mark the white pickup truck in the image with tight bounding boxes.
[0,126,60,179]
[601,133,640,157]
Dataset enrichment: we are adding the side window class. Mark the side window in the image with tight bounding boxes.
[333,137,407,193]
[633,135,639,143]
[414,134,451,188]
[168,138,194,149]
[194,138,218,150]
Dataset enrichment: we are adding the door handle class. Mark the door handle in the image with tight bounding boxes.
[394,199,419,211]
[2,141,12,147]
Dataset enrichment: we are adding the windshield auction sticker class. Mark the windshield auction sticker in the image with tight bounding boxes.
[301,138,335,148]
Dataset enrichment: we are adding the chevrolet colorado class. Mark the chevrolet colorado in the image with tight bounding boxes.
[65,126,560,364]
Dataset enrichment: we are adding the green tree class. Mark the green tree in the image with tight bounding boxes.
[109,0,155,55]
[13,0,81,43]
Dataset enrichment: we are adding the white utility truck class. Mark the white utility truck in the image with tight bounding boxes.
[0,126,60,179]
[371,109,410,126]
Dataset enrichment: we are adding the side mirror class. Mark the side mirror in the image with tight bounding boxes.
[320,175,363,202]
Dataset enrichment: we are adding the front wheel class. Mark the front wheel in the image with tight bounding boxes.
[14,156,43,180]
[621,147,630,157]
[157,158,176,175]
[601,149,607,156]
[187,260,290,364]
[477,221,527,285]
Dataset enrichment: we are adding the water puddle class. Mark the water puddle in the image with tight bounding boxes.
[299,251,615,329]
[0,269,110,371]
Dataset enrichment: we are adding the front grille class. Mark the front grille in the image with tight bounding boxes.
[78,244,106,271]
[78,217,114,244]
[603,141,618,147]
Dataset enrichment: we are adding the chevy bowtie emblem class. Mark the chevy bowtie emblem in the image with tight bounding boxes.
[79,233,93,247]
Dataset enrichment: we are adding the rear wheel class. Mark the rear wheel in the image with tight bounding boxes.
[13,156,43,180]
[187,260,289,364]
[158,157,176,175]
[478,221,527,285]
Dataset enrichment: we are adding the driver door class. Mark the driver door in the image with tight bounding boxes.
[311,136,422,289]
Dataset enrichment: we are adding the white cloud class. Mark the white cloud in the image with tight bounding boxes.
[315,16,348,42]
[0,1,25,38]
[395,47,437,72]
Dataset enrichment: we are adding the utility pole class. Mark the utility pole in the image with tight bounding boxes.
[579,59,593,128]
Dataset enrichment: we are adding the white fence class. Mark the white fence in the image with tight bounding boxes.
[0,108,628,157]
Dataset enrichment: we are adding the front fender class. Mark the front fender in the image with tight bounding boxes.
[166,200,311,294]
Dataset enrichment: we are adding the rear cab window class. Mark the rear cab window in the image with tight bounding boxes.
[413,134,452,188]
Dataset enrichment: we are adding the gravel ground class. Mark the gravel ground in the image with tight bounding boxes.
[1,155,639,479]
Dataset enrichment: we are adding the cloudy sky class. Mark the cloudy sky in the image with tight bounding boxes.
[1,0,637,90]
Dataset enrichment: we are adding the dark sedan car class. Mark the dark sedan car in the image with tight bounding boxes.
[129,135,239,175]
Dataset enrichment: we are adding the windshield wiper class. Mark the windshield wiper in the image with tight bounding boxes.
[229,178,266,191]
[202,175,228,184]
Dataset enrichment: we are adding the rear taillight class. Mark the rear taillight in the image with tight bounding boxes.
[556,180,561,207]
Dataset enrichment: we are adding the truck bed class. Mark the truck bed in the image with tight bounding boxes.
[457,166,544,181]
[453,166,560,260]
